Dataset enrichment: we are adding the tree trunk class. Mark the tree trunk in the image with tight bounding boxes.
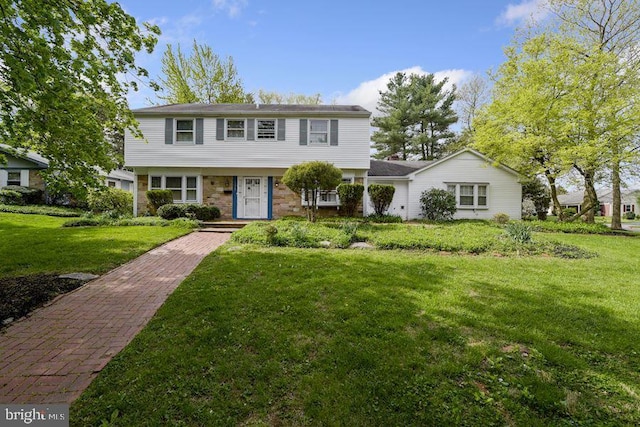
[545,171,564,221]
[581,169,598,224]
[611,160,622,230]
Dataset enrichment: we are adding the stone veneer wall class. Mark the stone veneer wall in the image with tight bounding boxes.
[136,175,148,215]
[28,170,46,191]
[272,178,302,218]
[203,176,234,219]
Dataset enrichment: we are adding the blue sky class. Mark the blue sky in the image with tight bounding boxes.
[119,0,549,112]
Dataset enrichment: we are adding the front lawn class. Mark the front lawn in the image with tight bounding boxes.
[72,229,640,425]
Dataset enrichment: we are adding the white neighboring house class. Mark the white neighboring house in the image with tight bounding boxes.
[103,169,134,192]
[125,103,372,218]
[557,189,639,217]
[367,149,523,220]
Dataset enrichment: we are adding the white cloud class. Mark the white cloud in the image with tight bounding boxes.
[496,0,550,26]
[213,0,248,18]
[334,66,473,116]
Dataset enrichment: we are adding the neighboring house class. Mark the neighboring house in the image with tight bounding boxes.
[1,143,133,192]
[0,144,48,190]
[125,104,372,218]
[368,149,523,220]
[557,189,639,216]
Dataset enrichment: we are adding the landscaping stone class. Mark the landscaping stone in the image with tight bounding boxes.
[319,240,332,248]
[349,242,374,249]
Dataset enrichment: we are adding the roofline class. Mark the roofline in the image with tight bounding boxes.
[407,148,523,178]
[132,105,371,118]
[367,175,411,180]
[0,144,49,168]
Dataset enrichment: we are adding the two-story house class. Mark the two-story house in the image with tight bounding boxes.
[125,104,372,218]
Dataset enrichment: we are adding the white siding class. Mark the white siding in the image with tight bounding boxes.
[125,117,370,170]
[405,151,522,220]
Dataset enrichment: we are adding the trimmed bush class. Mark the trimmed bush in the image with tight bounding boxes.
[493,213,510,224]
[62,218,102,227]
[87,187,133,216]
[0,204,83,217]
[368,184,395,216]
[625,211,636,220]
[157,204,221,221]
[336,183,364,217]
[146,190,173,215]
[1,185,43,205]
[0,189,23,205]
[420,188,457,221]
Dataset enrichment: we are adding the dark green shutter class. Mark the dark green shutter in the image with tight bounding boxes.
[277,119,286,140]
[247,118,255,141]
[216,119,224,141]
[165,118,173,144]
[195,118,204,144]
[330,120,339,146]
[299,119,307,145]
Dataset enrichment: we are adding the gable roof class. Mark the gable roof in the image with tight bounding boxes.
[0,144,49,168]
[559,189,640,205]
[368,148,522,178]
[133,103,371,118]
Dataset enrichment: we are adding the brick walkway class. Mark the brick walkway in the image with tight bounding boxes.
[0,232,229,404]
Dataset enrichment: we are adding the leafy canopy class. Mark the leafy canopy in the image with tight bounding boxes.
[0,0,160,198]
[282,161,342,222]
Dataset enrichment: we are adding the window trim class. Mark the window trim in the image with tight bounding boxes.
[175,118,195,145]
[308,119,329,145]
[446,183,489,210]
[303,177,354,207]
[149,175,200,204]
[256,119,277,141]
[7,170,22,186]
[226,119,246,140]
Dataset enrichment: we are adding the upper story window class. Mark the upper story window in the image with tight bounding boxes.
[447,183,488,209]
[257,119,276,140]
[7,171,21,186]
[227,119,246,139]
[175,119,194,143]
[309,120,328,144]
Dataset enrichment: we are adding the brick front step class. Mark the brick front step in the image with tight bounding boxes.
[200,221,250,229]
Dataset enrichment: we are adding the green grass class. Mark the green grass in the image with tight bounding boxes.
[72,230,640,425]
[0,212,191,277]
[0,203,84,217]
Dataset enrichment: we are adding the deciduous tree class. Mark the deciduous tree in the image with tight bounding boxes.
[0,0,160,198]
[282,161,342,222]
[257,90,322,104]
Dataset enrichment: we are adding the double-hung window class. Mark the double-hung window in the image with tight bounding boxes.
[447,183,488,209]
[175,119,194,143]
[309,120,328,144]
[7,171,21,186]
[227,119,246,139]
[149,175,199,203]
[303,177,354,206]
[257,119,276,140]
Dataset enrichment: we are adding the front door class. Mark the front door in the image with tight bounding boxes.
[243,177,262,218]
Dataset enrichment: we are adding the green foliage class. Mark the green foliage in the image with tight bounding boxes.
[157,204,220,221]
[63,218,103,227]
[0,1,159,197]
[372,72,458,160]
[493,213,510,224]
[0,204,83,217]
[521,177,551,220]
[232,220,354,249]
[368,184,396,216]
[0,190,23,205]
[625,212,636,220]
[157,40,252,104]
[87,188,133,216]
[336,183,364,217]
[364,214,403,223]
[529,220,613,235]
[146,190,174,215]
[420,188,457,221]
[562,208,577,218]
[1,186,44,205]
[282,161,343,222]
[504,222,533,244]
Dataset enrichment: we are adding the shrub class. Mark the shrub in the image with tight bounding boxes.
[420,188,457,221]
[625,211,636,220]
[1,185,43,205]
[157,204,220,221]
[146,190,173,215]
[368,184,395,216]
[493,213,510,224]
[562,207,577,218]
[521,177,550,220]
[63,218,102,227]
[87,187,133,216]
[0,204,83,217]
[282,161,343,222]
[0,189,23,205]
[365,214,403,223]
[504,222,532,244]
[336,183,364,217]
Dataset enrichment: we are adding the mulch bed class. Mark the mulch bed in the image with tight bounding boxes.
[0,274,85,329]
